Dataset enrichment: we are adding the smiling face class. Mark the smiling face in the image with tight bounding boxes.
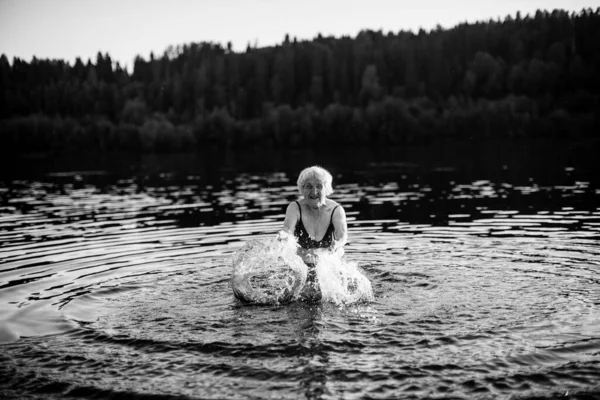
[296,166,334,208]
[302,178,327,208]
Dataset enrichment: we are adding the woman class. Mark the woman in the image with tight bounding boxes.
[279,166,348,299]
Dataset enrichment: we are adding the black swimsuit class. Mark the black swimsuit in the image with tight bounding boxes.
[293,201,339,250]
[293,201,340,288]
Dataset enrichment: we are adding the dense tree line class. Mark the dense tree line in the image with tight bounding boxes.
[1,8,598,154]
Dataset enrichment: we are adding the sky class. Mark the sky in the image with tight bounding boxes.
[1,0,598,70]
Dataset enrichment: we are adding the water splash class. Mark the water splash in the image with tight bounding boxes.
[231,236,307,304]
[315,251,374,305]
[230,236,373,306]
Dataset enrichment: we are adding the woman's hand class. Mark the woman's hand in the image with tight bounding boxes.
[297,248,317,264]
[276,230,290,241]
[332,239,345,258]
[304,253,317,264]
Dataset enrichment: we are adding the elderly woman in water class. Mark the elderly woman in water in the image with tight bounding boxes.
[278,166,348,297]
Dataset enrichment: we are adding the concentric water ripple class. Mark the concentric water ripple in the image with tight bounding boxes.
[1,164,600,399]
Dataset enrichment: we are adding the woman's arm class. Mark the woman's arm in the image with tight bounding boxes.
[332,205,348,254]
[279,202,299,238]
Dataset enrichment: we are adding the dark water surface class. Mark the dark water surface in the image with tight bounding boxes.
[1,140,599,399]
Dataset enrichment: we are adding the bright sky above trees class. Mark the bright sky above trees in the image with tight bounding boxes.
[1,0,598,69]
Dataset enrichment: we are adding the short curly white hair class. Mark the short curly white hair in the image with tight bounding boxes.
[296,166,334,196]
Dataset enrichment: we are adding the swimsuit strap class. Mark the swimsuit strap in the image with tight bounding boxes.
[295,201,302,219]
[329,205,339,225]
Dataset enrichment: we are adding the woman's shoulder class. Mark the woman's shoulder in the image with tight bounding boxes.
[329,199,347,220]
[327,199,342,208]
[286,200,302,213]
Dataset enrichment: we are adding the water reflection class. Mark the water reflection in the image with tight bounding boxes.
[1,143,600,399]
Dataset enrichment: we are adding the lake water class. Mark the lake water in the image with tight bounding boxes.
[1,140,599,399]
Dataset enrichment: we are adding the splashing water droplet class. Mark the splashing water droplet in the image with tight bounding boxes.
[314,251,374,305]
[231,237,307,304]
[231,236,373,306]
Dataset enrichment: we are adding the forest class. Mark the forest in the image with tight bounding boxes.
[1,8,598,154]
